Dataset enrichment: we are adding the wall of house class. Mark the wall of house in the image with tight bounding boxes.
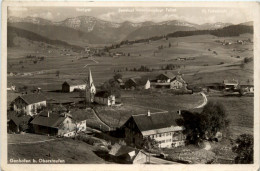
[62,84,70,92]
[170,80,183,89]
[58,117,76,136]
[145,130,186,148]
[69,85,86,92]
[124,118,144,148]
[33,125,58,136]
[27,101,47,116]
[14,98,27,114]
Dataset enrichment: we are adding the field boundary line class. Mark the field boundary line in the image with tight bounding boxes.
[8,138,56,145]
[91,108,111,131]
[127,104,168,113]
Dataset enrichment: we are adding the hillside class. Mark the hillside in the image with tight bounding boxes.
[7,26,84,51]
[8,16,233,45]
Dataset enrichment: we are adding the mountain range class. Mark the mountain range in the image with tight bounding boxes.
[8,16,236,45]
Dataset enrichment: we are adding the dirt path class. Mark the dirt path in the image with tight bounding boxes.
[91,108,111,131]
[194,92,207,109]
[8,138,56,145]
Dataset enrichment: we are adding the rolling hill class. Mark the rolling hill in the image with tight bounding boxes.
[7,26,84,51]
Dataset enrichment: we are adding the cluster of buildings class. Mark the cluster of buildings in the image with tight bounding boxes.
[223,79,254,93]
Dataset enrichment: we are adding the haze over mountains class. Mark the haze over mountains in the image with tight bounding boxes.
[8,16,252,46]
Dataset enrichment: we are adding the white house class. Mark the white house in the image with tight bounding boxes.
[13,93,47,116]
[144,80,151,89]
[62,80,86,92]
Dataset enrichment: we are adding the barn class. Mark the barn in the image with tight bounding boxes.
[31,111,76,136]
[62,80,86,92]
[94,91,116,106]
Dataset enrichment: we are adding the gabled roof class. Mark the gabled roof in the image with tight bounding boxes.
[171,75,186,84]
[157,73,175,80]
[30,111,66,128]
[126,78,137,84]
[95,91,113,98]
[116,79,124,83]
[131,112,182,133]
[9,115,32,126]
[63,80,86,86]
[16,93,46,105]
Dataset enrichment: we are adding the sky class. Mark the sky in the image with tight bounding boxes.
[8,6,253,25]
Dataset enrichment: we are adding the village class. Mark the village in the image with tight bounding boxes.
[7,63,254,164]
[5,7,255,164]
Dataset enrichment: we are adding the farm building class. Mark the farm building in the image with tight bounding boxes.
[151,73,187,89]
[122,111,186,148]
[116,79,125,89]
[31,111,76,136]
[239,81,254,93]
[223,79,239,90]
[12,93,46,116]
[7,82,16,91]
[62,80,86,92]
[94,91,116,106]
[125,78,138,89]
[109,143,148,164]
[8,115,33,133]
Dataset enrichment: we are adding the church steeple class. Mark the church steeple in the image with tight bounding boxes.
[86,68,96,103]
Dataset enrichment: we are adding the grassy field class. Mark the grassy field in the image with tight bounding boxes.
[7,34,253,91]
[208,95,254,136]
[8,134,112,164]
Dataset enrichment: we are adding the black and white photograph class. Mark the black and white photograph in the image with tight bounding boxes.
[1,1,259,170]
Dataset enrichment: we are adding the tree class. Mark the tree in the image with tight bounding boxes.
[113,73,122,80]
[101,79,121,98]
[142,136,159,163]
[200,101,230,140]
[232,134,253,164]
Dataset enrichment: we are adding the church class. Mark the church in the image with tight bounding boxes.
[85,69,116,106]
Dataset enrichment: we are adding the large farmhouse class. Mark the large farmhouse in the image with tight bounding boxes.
[62,80,86,92]
[151,73,187,89]
[13,93,46,116]
[31,111,76,136]
[122,111,186,148]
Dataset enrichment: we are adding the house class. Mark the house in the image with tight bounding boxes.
[239,81,254,93]
[109,143,148,164]
[8,115,32,133]
[94,91,115,106]
[62,80,86,92]
[125,78,137,89]
[223,79,239,90]
[116,79,125,89]
[13,93,46,116]
[31,111,76,136]
[122,111,186,148]
[7,82,16,91]
[151,73,187,90]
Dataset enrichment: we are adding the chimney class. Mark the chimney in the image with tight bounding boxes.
[147,110,151,116]
[47,111,50,117]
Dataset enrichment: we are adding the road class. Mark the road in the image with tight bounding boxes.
[194,92,208,109]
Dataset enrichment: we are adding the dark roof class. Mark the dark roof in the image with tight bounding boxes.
[132,112,181,132]
[63,80,86,86]
[157,73,175,80]
[9,115,32,126]
[17,93,46,105]
[95,91,111,98]
[30,111,66,128]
